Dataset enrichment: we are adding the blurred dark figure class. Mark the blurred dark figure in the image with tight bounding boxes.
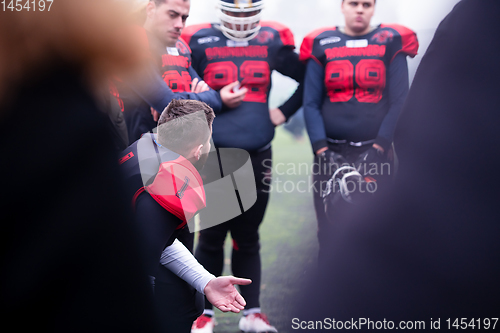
[296,0,500,329]
[104,81,129,152]
[0,1,160,332]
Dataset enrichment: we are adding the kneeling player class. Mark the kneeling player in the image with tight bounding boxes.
[181,1,305,332]
[119,99,251,333]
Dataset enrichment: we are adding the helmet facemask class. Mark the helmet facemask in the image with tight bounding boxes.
[217,0,264,42]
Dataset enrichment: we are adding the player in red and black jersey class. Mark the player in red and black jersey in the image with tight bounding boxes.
[113,0,222,144]
[300,0,418,258]
[119,100,251,333]
[181,0,305,332]
[182,4,304,151]
[297,0,500,324]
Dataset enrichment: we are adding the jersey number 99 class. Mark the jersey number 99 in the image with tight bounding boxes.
[204,61,271,103]
[162,70,193,93]
[325,59,386,103]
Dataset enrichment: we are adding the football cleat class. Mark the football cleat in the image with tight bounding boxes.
[191,314,216,333]
[239,313,278,333]
[216,0,264,42]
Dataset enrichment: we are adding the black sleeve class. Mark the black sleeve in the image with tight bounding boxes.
[134,192,182,276]
[187,66,223,112]
[130,62,222,113]
[101,91,129,152]
[275,47,306,82]
[375,53,409,151]
[274,47,306,119]
[129,61,177,112]
[303,59,328,153]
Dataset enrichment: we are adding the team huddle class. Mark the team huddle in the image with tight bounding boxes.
[115,0,419,332]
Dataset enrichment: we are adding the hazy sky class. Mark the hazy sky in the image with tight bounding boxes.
[187,0,461,40]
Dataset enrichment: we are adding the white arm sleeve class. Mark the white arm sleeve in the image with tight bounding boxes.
[159,239,215,295]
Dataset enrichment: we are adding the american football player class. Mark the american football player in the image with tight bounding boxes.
[300,0,418,259]
[120,99,252,333]
[181,0,305,332]
[114,0,222,144]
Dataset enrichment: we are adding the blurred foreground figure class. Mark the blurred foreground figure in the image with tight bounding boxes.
[295,0,500,328]
[0,1,161,332]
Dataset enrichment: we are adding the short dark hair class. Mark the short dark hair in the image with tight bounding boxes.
[157,99,215,155]
[342,0,376,3]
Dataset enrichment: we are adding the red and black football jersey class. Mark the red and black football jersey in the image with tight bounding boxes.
[113,26,221,144]
[156,37,194,93]
[300,24,418,147]
[182,22,304,151]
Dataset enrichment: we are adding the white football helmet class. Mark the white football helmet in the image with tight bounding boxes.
[216,0,264,42]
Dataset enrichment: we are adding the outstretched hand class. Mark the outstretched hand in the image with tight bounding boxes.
[204,276,252,313]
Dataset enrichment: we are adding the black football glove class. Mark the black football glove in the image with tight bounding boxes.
[322,148,381,216]
[354,147,386,174]
[318,149,349,170]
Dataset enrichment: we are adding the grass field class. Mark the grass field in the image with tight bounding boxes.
[194,126,319,333]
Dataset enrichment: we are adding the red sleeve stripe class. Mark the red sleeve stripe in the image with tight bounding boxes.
[381,24,419,62]
[260,21,295,46]
[299,26,336,63]
[131,187,146,212]
[177,37,192,54]
[181,23,213,45]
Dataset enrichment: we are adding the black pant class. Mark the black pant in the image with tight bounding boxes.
[196,147,272,310]
[177,226,194,253]
[153,265,204,332]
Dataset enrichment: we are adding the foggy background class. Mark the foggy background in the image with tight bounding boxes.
[186,0,461,106]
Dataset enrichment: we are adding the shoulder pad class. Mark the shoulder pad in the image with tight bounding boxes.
[380,24,419,59]
[181,23,214,45]
[176,37,192,55]
[145,156,206,228]
[260,21,295,47]
[299,27,336,63]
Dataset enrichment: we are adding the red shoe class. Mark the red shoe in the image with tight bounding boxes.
[239,313,278,332]
[191,314,216,333]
